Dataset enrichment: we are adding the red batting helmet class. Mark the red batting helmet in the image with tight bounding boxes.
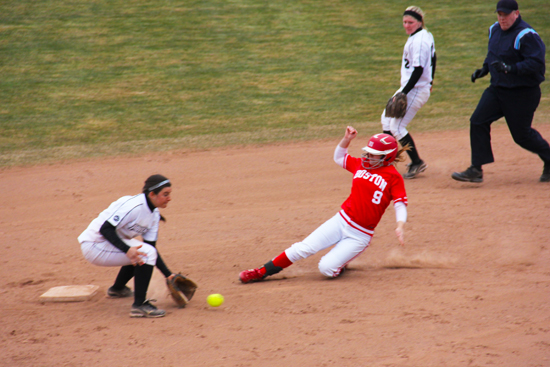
[361,133,398,169]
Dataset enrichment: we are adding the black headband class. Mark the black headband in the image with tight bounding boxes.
[403,10,422,22]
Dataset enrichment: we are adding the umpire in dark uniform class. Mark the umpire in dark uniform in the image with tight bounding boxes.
[452,0,550,183]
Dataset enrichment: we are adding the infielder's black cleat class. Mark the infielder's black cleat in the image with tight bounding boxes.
[403,160,427,179]
[451,166,483,183]
[130,300,165,318]
[107,285,133,298]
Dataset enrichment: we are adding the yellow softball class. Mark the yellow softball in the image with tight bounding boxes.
[207,293,224,307]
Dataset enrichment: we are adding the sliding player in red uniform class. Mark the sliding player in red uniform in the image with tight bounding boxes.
[239,126,409,283]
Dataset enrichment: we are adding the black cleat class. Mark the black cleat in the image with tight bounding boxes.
[130,300,165,318]
[107,285,133,298]
[403,160,428,179]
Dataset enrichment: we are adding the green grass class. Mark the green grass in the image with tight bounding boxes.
[1,0,549,166]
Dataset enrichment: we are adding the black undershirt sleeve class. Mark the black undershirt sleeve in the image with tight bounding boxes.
[432,52,437,82]
[99,221,131,253]
[143,240,172,278]
[401,66,424,95]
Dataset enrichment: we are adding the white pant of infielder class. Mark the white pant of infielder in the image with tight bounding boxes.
[81,238,158,267]
[285,211,373,277]
[382,85,431,140]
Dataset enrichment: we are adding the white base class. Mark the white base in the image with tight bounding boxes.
[39,285,100,303]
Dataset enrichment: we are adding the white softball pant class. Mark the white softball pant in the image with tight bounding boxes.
[80,238,158,267]
[381,86,431,140]
[285,211,373,278]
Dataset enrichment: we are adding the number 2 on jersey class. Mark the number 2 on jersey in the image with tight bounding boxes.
[372,190,383,204]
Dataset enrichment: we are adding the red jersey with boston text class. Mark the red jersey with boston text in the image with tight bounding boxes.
[341,155,407,231]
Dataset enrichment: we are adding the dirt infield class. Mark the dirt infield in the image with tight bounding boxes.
[2,124,549,367]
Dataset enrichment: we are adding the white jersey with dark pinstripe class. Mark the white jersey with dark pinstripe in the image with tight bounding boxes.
[401,28,435,88]
[78,193,160,244]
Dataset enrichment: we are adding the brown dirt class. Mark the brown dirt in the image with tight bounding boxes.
[2,124,550,367]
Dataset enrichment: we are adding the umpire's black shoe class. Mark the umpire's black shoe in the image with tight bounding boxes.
[451,166,483,183]
[541,162,550,182]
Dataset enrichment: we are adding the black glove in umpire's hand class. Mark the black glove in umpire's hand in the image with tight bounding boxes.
[490,61,513,74]
[471,66,489,83]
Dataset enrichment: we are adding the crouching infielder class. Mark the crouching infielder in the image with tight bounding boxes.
[78,174,176,318]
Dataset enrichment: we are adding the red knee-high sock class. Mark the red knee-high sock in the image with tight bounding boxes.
[273,252,293,268]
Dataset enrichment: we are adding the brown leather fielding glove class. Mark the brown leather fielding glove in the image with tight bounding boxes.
[385,92,408,118]
[166,273,198,308]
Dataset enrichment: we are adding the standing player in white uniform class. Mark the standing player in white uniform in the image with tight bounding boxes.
[239,126,408,283]
[382,6,436,179]
[78,174,177,318]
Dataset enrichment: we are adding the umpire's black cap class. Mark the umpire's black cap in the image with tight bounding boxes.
[495,0,518,14]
